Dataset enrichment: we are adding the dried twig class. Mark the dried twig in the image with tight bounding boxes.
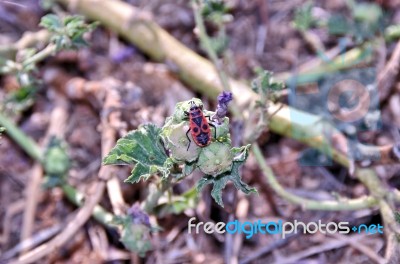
[239,234,298,264]
[0,200,25,245]
[274,235,365,264]
[332,234,386,264]
[100,80,127,216]
[0,90,121,263]
[21,93,69,248]
[9,84,119,262]
[378,39,400,102]
[11,180,107,264]
[1,224,63,261]
[64,77,128,215]
[228,196,249,264]
[20,164,43,248]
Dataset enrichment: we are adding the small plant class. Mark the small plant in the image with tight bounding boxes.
[244,70,284,143]
[0,13,96,113]
[40,14,98,51]
[103,96,257,207]
[199,0,232,55]
[293,0,315,32]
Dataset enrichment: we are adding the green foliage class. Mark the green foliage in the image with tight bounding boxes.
[0,13,97,109]
[4,85,37,113]
[40,14,98,51]
[163,99,256,206]
[252,69,284,94]
[42,137,70,188]
[103,124,169,183]
[196,145,257,207]
[154,187,198,217]
[104,99,256,207]
[251,69,284,105]
[293,1,315,31]
[201,0,231,26]
[114,216,152,257]
[207,31,229,55]
[197,0,231,55]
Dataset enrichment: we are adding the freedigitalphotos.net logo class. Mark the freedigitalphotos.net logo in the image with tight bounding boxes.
[188,217,383,239]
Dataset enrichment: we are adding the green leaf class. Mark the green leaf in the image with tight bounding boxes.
[196,174,227,206]
[196,176,214,192]
[201,0,230,25]
[207,31,228,55]
[196,144,257,207]
[293,1,315,31]
[210,175,230,206]
[183,162,196,176]
[103,124,169,183]
[251,70,284,97]
[41,14,97,50]
[231,144,251,162]
[40,14,62,31]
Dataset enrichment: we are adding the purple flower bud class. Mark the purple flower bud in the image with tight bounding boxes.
[218,91,233,105]
[127,204,151,227]
[213,91,233,124]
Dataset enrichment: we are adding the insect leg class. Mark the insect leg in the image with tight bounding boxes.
[205,116,217,139]
[186,128,191,151]
[209,123,217,139]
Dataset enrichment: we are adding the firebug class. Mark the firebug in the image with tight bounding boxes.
[184,101,216,150]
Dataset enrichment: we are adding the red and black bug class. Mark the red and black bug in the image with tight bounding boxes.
[184,101,216,151]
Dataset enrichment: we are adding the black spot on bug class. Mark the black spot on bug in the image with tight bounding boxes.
[202,124,208,130]
[196,133,210,145]
[193,127,199,133]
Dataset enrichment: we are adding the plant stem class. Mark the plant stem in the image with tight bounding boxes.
[191,0,230,93]
[0,112,42,161]
[61,184,116,226]
[22,43,57,69]
[0,112,118,228]
[252,143,377,210]
[275,44,374,85]
[191,0,242,119]
[142,177,172,213]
